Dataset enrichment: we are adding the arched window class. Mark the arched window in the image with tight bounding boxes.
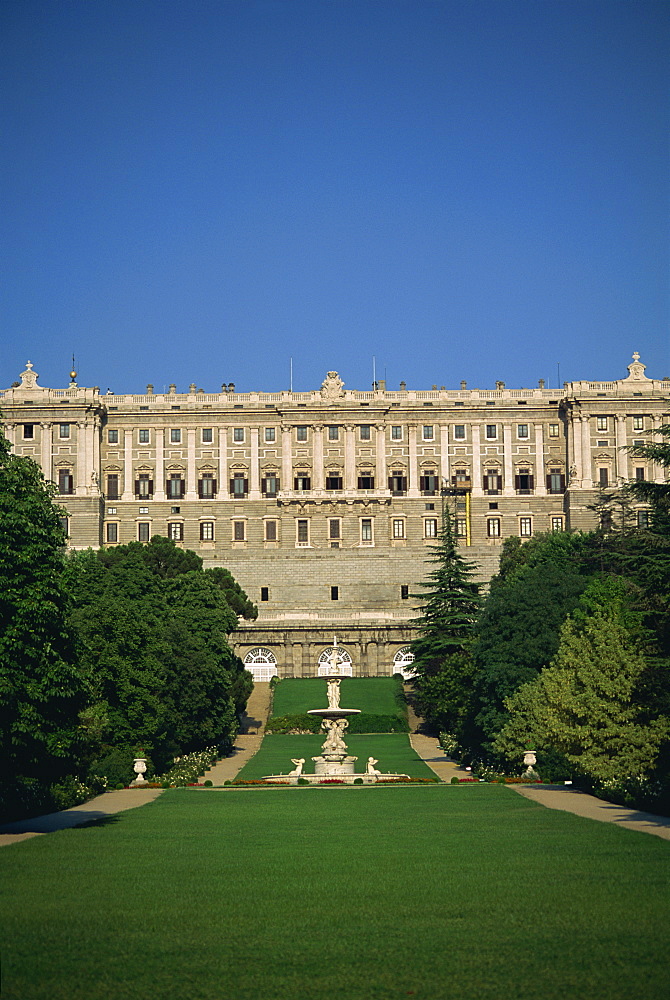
[243,647,278,682]
[317,647,353,676]
[393,646,415,679]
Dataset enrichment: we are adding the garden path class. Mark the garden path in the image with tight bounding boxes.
[198,681,272,785]
[512,784,670,840]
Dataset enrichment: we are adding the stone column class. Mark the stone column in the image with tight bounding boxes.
[407,424,419,497]
[439,424,449,484]
[615,414,627,481]
[471,424,482,495]
[581,414,592,487]
[375,424,387,489]
[92,416,101,494]
[534,423,546,494]
[344,425,356,490]
[40,422,52,482]
[218,427,228,499]
[155,427,166,500]
[313,424,324,490]
[281,425,292,491]
[652,415,663,482]
[186,428,197,499]
[249,426,261,499]
[76,421,88,496]
[122,427,133,499]
[570,413,582,484]
[503,423,514,496]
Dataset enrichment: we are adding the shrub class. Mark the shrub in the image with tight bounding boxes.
[297,777,309,785]
[204,779,213,787]
[88,747,144,788]
[354,777,364,784]
[451,776,459,784]
[156,747,218,786]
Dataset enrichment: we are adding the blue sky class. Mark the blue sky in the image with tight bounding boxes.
[2,0,668,393]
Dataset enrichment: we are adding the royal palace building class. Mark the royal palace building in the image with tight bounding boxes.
[2,354,668,679]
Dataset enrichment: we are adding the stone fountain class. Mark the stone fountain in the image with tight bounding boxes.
[263,639,410,785]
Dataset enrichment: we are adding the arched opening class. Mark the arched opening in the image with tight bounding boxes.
[393,646,415,679]
[243,647,278,683]
[317,647,353,676]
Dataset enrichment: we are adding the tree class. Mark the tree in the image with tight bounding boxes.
[493,580,669,783]
[410,504,481,731]
[0,428,86,798]
[628,424,670,535]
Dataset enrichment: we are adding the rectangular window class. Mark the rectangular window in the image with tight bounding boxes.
[198,475,216,498]
[167,475,184,499]
[233,521,245,541]
[138,522,150,543]
[170,428,181,443]
[359,425,371,440]
[422,425,434,441]
[265,520,277,542]
[329,519,341,540]
[261,586,269,602]
[233,427,244,442]
[138,429,149,443]
[637,510,650,529]
[515,470,534,494]
[106,474,119,500]
[551,517,564,532]
[106,522,118,543]
[59,423,70,439]
[391,425,402,440]
[296,426,308,442]
[485,424,497,439]
[59,517,69,538]
[136,473,154,499]
[297,519,309,545]
[597,416,608,431]
[487,519,501,537]
[326,474,343,490]
[424,518,438,539]
[393,518,405,539]
[517,424,529,439]
[168,522,184,541]
[202,427,213,443]
[357,475,375,490]
[388,473,407,494]
[599,468,609,487]
[230,474,248,497]
[633,416,644,431]
[107,429,118,444]
[455,518,467,537]
[453,425,465,439]
[294,475,311,491]
[262,476,279,497]
[548,423,560,438]
[200,521,214,541]
[23,424,35,440]
[331,586,339,601]
[519,517,532,537]
[361,518,373,543]
[57,469,74,495]
[328,425,339,441]
[547,470,565,494]
[265,427,276,443]
[401,585,409,600]
[483,472,502,494]
[420,473,439,494]
[635,467,645,481]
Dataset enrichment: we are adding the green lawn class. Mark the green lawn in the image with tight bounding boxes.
[234,733,437,780]
[271,676,405,717]
[1,787,668,1000]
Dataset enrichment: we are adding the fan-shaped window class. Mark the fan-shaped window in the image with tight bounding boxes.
[393,646,415,679]
[317,647,353,676]
[243,647,278,682]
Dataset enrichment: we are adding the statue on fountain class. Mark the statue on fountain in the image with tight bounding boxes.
[327,677,341,709]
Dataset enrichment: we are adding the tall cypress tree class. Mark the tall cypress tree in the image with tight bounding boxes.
[410,502,481,731]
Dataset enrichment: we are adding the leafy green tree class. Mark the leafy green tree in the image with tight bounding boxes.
[493,580,669,783]
[410,505,481,730]
[206,566,258,620]
[0,428,86,799]
[470,538,589,747]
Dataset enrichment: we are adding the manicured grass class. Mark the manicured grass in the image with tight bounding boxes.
[234,733,437,780]
[1,787,668,1000]
[271,676,405,717]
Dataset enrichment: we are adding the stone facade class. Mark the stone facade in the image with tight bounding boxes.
[2,355,668,678]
